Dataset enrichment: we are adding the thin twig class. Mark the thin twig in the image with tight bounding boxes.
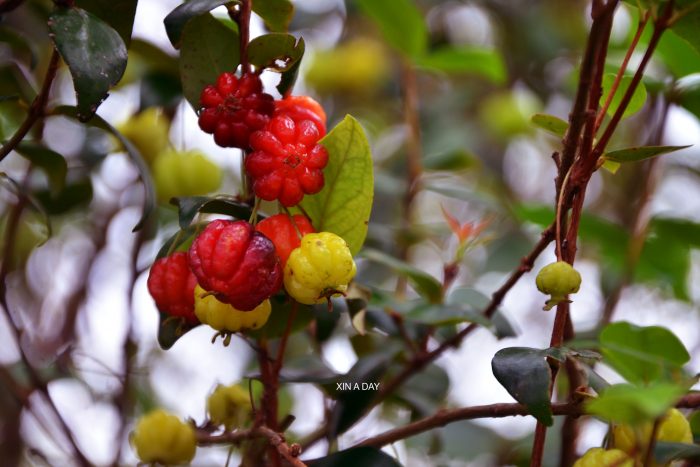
[197,426,307,467]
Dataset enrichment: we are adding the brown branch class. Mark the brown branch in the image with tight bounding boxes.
[0,49,60,163]
[197,426,306,467]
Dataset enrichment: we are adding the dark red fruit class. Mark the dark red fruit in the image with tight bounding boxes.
[147,252,198,323]
[198,72,275,149]
[245,114,329,207]
[255,214,315,268]
[274,95,327,136]
[188,219,282,311]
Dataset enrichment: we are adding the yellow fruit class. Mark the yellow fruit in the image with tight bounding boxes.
[573,448,633,467]
[194,285,271,332]
[116,108,170,164]
[613,408,693,456]
[305,38,390,95]
[153,149,222,203]
[283,232,356,305]
[535,261,582,311]
[131,409,196,465]
[207,384,251,430]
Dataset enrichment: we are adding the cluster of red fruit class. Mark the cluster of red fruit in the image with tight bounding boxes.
[147,214,315,332]
[198,72,329,207]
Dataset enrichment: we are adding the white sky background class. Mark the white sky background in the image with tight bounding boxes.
[1,1,700,466]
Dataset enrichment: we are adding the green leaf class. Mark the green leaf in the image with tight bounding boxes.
[14,143,67,194]
[356,0,427,58]
[275,355,339,384]
[54,106,155,231]
[76,0,138,46]
[248,33,304,72]
[601,159,621,174]
[673,73,700,121]
[689,409,700,442]
[530,113,568,137]
[34,179,93,215]
[657,30,700,77]
[298,115,374,255]
[247,296,314,340]
[0,26,38,68]
[600,73,648,119]
[306,447,403,467]
[49,7,127,121]
[670,1,700,56]
[252,0,294,32]
[586,383,687,425]
[179,14,240,110]
[156,224,200,260]
[171,196,254,230]
[654,442,700,464]
[423,149,477,171]
[360,249,442,303]
[599,321,690,385]
[604,145,692,163]
[415,47,506,84]
[403,303,492,327]
[491,347,553,426]
[163,0,231,48]
[395,364,449,415]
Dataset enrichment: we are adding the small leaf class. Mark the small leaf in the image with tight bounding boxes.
[163,0,231,48]
[404,303,492,327]
[179,14,240,110]
[14,143,67,194]
[586,382,687,425]
[248,33,304,72]
[252,0,294,32]
[53,105,155,231]
[171,196,254,230]
[491,347,553,426]
[599,321,690,385]
[604,145,692,163]
[415,46,506,83]
[670,2,700,56]
[600,73,648,119]
[601,159,621,174]
[76,0,138,46]
[654,442,700,464]
[356,0,427,59]
[306,447,403,467]
[49,7,127,121]
[530,113,568,137]
[298,115,374,255]
[360,249,442,303]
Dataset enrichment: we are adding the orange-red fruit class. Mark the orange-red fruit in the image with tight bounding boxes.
[198,72,274,149]
[188,219,282,311]
[274,95,327,136]
[245,114,329,207]
[146,252,198,323]
[255,214,315,268]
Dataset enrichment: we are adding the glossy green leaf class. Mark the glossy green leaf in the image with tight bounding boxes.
[599,322,690,385]
[76,0,138,46]
[530,113,568,137]
[356,0,427,58]
[53,105,155,231]
[491,347,553,426]
[171,196,254,230]
[164,0,231,48]
[415,47,506,84]
[307,447,403,467]
[600,73,647,119]
[604,145,692,163]
[49,7,128,121]
[657,30,700,77]
[14,143,67,194]
[248,33,304,72]
[403,303,492,327]
[361,249,442,303]
[670,1,700,56]
[179,14,239,110]
[298,115,374,255]
[252,0,294,32]
[586,383,686,425]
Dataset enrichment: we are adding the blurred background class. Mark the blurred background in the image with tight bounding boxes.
[1,0,700,465]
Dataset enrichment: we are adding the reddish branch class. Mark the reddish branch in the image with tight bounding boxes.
[197,426,306,467]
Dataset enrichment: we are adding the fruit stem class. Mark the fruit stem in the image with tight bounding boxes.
[281,204,303,240]
[249,197,261,225]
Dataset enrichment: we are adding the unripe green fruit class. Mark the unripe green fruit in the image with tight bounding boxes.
[573,448,633,467]
[116,108,170,164]
[612,408,692,457]
[131,409,196,465]
[535,261,581,310]
[153,149,222,203]
[207,384,251,430]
